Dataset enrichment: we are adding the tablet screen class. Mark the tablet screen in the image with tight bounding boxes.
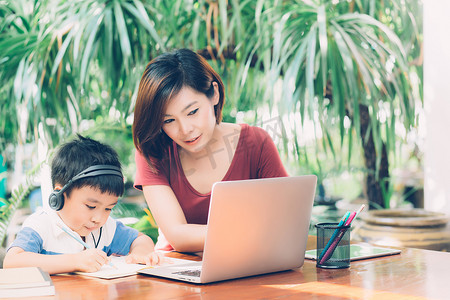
[305,244,401,261]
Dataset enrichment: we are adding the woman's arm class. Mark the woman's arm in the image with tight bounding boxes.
[256,129,289,178]
[3,247,109,275]
[142,185,206,252]
[125,233,164,265]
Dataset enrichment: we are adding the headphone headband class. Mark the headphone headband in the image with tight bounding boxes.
[59,165,123,194]
[70,165,122,182]
[49,165,123,211]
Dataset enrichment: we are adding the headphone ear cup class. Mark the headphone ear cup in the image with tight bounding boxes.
[49,190,64,211]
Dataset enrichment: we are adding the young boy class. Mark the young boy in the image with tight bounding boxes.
[4,134,162,274]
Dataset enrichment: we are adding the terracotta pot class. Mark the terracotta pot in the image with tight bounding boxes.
[353,209,450,251]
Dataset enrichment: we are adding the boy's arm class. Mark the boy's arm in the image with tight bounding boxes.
[3,246,110,275]
[126,233,163,265]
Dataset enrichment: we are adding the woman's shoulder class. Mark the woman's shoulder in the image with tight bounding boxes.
[221,122,268,135]
[218,122,242,142]
[221,122,241,132]
[220,122,272,148]
[239,123,272,141]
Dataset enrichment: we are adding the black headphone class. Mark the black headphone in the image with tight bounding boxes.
[48,165,123,211]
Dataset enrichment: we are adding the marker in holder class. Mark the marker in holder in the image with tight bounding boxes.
[315,222,350,269]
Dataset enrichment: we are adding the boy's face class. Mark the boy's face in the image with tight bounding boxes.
[57,185,118,237]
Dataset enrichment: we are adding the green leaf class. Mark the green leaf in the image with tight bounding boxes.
[317,4,328,96]
[126,0,166,51]
[113,1,132,70]
[50,29,75,77]
[80,14,103,85]
[306,24,317,106]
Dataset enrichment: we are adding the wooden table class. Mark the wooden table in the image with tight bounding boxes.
[24,236,450,299]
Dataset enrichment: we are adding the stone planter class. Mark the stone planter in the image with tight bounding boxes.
[353,209,450,251]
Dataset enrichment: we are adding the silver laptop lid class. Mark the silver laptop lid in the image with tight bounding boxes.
[200,175,317,283]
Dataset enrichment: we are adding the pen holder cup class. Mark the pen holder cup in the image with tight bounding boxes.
[315,222,351,269]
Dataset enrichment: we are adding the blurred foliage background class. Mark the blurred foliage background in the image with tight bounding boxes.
[0,0,423,242]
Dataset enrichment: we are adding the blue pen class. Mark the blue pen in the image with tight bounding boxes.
[57,223,117,269]
[318,211,350,261]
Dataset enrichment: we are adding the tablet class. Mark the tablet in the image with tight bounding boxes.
[305,243,401,261]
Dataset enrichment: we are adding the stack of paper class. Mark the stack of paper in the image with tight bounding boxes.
[0,267,55,298]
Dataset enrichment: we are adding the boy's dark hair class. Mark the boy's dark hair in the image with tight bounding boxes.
[51,134,124,198]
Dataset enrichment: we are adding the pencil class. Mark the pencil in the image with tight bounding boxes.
[56,223,118,269]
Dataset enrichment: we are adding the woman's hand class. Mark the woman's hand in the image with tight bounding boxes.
[128,233,165,265]
[125,251,165,266]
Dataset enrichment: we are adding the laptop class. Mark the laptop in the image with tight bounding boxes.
[138,175,317,284]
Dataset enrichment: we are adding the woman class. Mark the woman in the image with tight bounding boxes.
[133,49,288,252]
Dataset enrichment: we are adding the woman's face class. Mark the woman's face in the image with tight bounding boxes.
[162,83,219,154]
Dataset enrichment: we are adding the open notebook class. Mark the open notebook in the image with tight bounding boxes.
[76,256,192,279]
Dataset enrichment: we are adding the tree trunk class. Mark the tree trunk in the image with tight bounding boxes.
[359,104,390,209]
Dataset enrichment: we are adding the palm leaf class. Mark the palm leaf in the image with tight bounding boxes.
[0,159,43,245]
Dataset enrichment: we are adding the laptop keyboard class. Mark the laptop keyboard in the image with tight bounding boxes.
[173,269,201,277]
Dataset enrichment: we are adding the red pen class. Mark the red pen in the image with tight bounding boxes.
[344,212,356,226]
[344,204,365,226]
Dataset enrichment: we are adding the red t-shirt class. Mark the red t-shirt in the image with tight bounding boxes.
[134,123,288,224]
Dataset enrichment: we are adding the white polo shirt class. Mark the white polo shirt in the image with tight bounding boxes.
[8,209,139,256]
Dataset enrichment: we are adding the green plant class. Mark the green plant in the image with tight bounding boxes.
[270,0,422,208]
[0,0,164,151]
[0,0,422,212]
[81,121,136,184]
[0,162,42,246]
[0,156,6,200]
[130,208,159,244]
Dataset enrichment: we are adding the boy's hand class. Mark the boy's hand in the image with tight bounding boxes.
[75,248,109,272]
[125,251,165,266]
